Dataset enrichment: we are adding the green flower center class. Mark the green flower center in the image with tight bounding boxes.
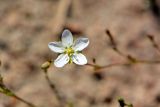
[65,47,74,64]
[65,47,74,56]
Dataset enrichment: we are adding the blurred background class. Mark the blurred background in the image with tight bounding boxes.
[0,0,160,107]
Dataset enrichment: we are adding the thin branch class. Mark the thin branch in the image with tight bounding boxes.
[135,59,160,64]
[43,69,65,107]
[147,35,160,55]
[13,95,37,107]
[86,62,128,70]
[105,29,160,65]
[0,76,37,107]
[105,29,134,59]
[86,59,160,70]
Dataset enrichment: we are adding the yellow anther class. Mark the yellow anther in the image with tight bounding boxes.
[65,47,74,56]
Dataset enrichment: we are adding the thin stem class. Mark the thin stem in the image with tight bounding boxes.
[0,79,37,107]
[86,62,128,70]
[135,59,160,64]
[100,62,128,69]
[86,59,160,70]
[147,35,160,56]
[43,70,65,107]
[86,63,96,67]
[13,94,37,107]
[106,29,130,59]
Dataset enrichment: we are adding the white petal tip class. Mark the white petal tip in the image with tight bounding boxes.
[73,38,89,51]
[48,42,64,53]
[54,54,69,68]
[72,53,87,65]
[62,29,73,47]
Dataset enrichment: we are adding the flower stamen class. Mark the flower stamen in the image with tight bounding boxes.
[65,47,74,56]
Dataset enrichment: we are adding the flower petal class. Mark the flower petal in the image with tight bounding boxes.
[73,38,89,51]
[72,53,87,65]
[48,42,65,53]
[62,29,73,47]
[54,54,69,67]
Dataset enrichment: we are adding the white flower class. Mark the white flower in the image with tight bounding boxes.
[48,29,89,67]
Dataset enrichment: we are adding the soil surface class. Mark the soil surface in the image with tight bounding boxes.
[0,0,160,107]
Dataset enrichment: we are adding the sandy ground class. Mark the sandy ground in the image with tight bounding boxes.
[0,0,160,107]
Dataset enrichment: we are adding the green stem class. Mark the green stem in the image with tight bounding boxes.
[0,87,37,107]
[0,77,37,107]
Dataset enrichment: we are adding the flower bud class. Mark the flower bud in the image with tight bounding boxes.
[41,60,52,70]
